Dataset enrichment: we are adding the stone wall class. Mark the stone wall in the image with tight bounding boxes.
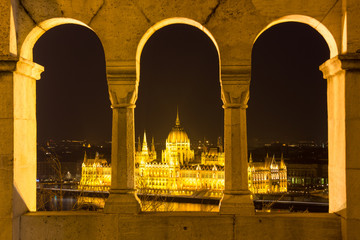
[20,212,341,240]
[15,0,342,65]
[1,0,360,239]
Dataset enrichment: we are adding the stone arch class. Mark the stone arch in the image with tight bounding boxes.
[20,18,95,61]
[135,17,221,85]
[15,18,105,213]
[252,15,340,213]
[132,17,224,210]
[254,15,338,58]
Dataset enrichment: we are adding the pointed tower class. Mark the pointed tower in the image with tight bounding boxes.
[249,152,253,163]
[265,152,271,168]
[83,151,88,164]
[151,137,156,152]
[137,136,141,152]
[280,152,286,169]
[142,131,149,154]
[217,136,223,152]
[149,136,157,161]
[175,106,181,127]
[95,152,100,164]
[270,154,278,170]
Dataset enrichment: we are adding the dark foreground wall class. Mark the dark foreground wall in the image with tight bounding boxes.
[21,212,341,240]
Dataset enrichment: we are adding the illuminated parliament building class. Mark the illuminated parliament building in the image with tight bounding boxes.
[79,110,287,195]
[79,152,111,191]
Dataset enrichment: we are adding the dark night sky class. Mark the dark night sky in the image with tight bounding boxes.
[136,24,221,145]
[249,22,329,145]
[34,22,329,146]
[34,25,111,144]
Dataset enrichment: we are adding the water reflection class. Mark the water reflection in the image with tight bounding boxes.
[37,191,219,212]
[37,190,328,212]
[141,201,219,212]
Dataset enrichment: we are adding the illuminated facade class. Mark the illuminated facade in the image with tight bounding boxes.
[201,138,225,166]
[135,110,224,197]
[79,152,111,191]
[80,111,286,196]
[136,131,157,164]
[248,153,287,194]
[161,109,194,165]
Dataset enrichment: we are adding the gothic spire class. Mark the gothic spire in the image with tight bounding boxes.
[175,106,180,127]
[142,130,149,153]
[83,151,88,164]
[151,137,156,152]
[137,136,141,152]
[271,154,276,166]
[217,136,223,152]
[280,152,285,168]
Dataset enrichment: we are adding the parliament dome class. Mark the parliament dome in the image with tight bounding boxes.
[166,109,190,144]
[167,127,189,143]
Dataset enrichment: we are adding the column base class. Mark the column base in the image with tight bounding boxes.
[220,190,254,215]
[104,189,141,214]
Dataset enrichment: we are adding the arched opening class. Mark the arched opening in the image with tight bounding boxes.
[135,19,222,211]
[17,19,109,212]
[34,24,110,211]
[34,24,110,145]
[249,20,331,212]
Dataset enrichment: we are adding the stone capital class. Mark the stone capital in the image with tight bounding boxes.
[320,53,360,79]
[0,57,44,79]
[107,61,138,108]
[221,65,250,109]
[15,58,44,80]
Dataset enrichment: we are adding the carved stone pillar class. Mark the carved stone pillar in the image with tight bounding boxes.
[0,56,43,240]
[0,56,17,240]
[219,65,254,215]
[320,53,360,240]
[104,61,141,214]
[13,58,44,213]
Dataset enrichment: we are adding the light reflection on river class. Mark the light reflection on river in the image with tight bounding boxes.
[39,192,328,212]
[141,200,219,212]
[40,195,219,212]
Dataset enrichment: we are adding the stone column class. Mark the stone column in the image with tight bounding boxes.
[0,56,17,240]
[0,56,43,240]
[219,65,254,215]
[104,61,141,213]
[320,53,360,240]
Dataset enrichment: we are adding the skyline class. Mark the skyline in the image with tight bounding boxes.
[34,22,329,146]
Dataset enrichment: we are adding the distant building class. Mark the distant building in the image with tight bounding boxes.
[136,131,157,164]
[135,110,224,197]
[80,109,287,196]
[161,110,194,165]
[201,142,225,167]
[249,142,328,193]
[79,152,111,191]
[248,153,287,194]
[287,163,328,191]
